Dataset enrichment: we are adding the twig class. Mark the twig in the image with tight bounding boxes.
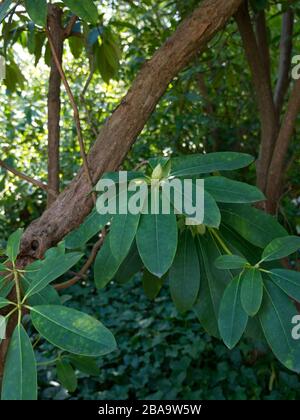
[80,57,99,138]
[0,159,57,198]
[64,15,78,38]
[54,229,107,291]
[134,160,149,171]
[46,27,96,205]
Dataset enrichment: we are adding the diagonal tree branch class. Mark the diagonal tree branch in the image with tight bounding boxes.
[19,0,244,260]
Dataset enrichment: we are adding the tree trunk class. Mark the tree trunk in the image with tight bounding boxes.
[47,5,64,207]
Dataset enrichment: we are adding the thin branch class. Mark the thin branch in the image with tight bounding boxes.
[54,229,107,291]
[64,15,78,38]
[274,7,294,115]
[0,159,57,198]
[80,57,99,138]
[46,27,96,204]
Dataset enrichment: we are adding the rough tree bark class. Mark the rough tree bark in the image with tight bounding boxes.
[47,4,64,207]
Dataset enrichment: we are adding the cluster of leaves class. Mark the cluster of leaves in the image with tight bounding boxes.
[65,152,300,375]
[38,277,300,400]
[0,0,121,90]
[0,229,116,400]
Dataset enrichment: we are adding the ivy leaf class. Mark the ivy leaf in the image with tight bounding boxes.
[24,252,83,298]
[142,270,164,300]
[170,152,254,177]
[240,268,263,316]
[269,269,300,302]
[261,236,300,262]
[56,360,77,393]
[218,275,248,349]
[221,204,287,248]
[6,228,23,263]
[110,212,141,262]
[1,324,37,400]
[169,230,200,313]
[205,176,265,204]
[31,305,117,357]
[215,254,248,270]
[136,210,178,278]
[24,0,47,27]
[62,0,98,24]
[259,279,300,373]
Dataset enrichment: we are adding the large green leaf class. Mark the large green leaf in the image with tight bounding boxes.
[1,324,37,400]
[24,0,47,27]
[218,275,248,349]
[110,212,141,261]
[24,252,83,298]
[68,355,99,376]
[136,210,178,278]
[220,204,287,248]
[205,176,265,203]
[115,241,143,284]
[259,280,300,373]
[142,270,164,300]
[22,276,60,306]
[6,228,23,263]
[269,269,300,302]
[31,305,117,357]
[240,268,263,316]
[193,233,230,338]
[169,231,200,313]
[94,234,121,289]
[203,191,221,228]
[65,209,110,249]
[62,0,98,24]
[0,0,12,24]
[56,360,77,393]
[170,152,254,177]
[0,277,13,298]
[261,236,300,262]
[215,254,248,270]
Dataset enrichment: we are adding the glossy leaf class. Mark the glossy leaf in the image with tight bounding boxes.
[31,305,117,357]
[142,270,164,300]
[6,228,23,263]
[1,324,37,400]
[0,298,11,309]
[269,269,300,302]
[65,209,110,249]
[259,280,300,373]
[24,252,83,298]
[203,191,221,228]
[56,360,77,393]
[94,235,121,289]
[62,0,98,24]
[218,275,248,349]
[136,211,178,278]
[205,176,265,203]
[68,355,99,376]
[115,241,143,284]
[170,152,254,177]
[0,0,12,24]
[261,236,300,262]
[221,204,287,248]
[24,0,47,27]
[240,268,263,316]
[215,254,248,270]
[110,212,141,261]
[169,230,200,313]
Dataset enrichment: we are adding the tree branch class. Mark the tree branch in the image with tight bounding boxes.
[235,1,278,192]
[265,78,300,212]
[46,27,96,204]
[0,159,57,198]
[20,0,244,260]
[274,7,294,115]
